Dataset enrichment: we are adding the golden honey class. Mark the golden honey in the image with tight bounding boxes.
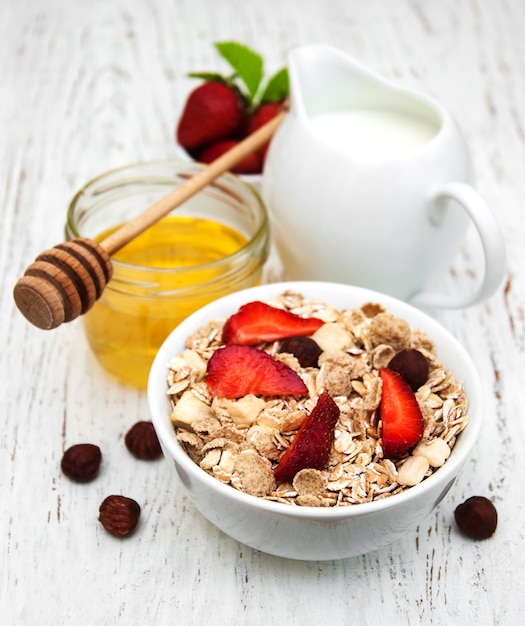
[84,216,249,388]
[66,161,269,388]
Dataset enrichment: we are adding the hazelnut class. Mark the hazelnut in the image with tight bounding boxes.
[278,336,322,368]
[454,495,498,540]
[124,421,163,460]
[98,495,141,537]
[61,443,102,482]
[387,348,429,391]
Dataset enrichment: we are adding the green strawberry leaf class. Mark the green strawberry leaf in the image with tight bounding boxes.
[259,67,289,103]
[187,71,230,83]
[214,41,264,102]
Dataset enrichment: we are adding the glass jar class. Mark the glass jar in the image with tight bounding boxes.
[65,160,270,389]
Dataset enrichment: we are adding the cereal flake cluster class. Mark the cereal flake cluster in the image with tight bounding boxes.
[166,292,469,507]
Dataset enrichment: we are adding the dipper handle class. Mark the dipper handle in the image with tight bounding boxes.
[13,106,287,329]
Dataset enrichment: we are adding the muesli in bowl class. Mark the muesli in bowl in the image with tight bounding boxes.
[148,282,482,560]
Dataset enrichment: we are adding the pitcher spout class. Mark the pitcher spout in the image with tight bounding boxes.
[288,44,394,118]
[288,44,443,132]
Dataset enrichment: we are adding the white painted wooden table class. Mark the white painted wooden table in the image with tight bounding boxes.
[1,0,524,623]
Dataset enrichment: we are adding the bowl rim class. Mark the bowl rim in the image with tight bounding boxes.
[148,280,483,520]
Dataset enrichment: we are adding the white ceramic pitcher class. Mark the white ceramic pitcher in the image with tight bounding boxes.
[262,44,506,308]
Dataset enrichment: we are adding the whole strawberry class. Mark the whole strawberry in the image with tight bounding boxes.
[176,41,289,174]
[247,102,283,161]
[199,139,262,174]
[176,81,246,151]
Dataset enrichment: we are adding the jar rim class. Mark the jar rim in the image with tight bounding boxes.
[65,159,269,274]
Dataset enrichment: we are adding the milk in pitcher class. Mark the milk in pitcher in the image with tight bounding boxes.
[309,110,439,162]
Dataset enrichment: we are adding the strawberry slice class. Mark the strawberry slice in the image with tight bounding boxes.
[379,367,425,458]
[273,392,340,484]
[222,301,325,346]
[206,344,307,399]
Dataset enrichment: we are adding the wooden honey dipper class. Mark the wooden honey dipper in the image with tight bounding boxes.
[13,106,287,331]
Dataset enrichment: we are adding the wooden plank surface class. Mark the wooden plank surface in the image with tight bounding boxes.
[1,0,524,623]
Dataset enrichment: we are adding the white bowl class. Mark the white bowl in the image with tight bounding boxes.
[148,281,482,561]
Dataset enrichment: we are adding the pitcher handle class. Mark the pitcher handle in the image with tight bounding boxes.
[410,182,506,309]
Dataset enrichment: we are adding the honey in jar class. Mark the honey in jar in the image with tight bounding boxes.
[66,161,269,388]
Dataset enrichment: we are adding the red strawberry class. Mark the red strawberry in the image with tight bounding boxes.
[247,102,283,162]
[176,82,247,150]
[206,344,307,399]
[222,301,325,346]
[273,392,340,484]
[199,139,262,174]
[378,367,425,458]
